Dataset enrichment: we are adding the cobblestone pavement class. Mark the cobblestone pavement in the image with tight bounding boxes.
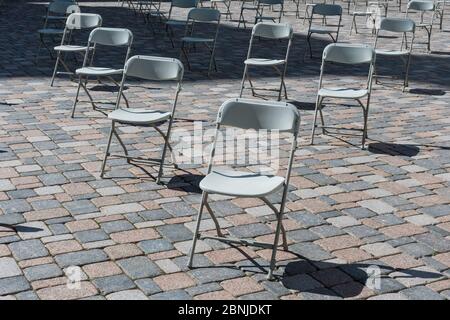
[0,0,449,300]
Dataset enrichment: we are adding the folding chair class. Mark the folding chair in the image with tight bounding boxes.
[240,22,293,101]
[435,0,448,30]
[36,2,80,62]
[303,0,336,25]
[100,55,183,183]
[165,0,199,48]
[254,0,285,24]
[50,13,102,86]
[71,27,133,118]
[238,0,258,28]
[374,18,415,91]
[406,0,435,52]
[210,0,232,20]
[349,0,381,34]
[187,98,301,280]
[306,3,342,59]
[310,43,376,149]
[180,8,221,76]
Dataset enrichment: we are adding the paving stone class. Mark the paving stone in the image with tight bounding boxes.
[37,282,98,300]
[190,267,244,284]
[63,200,98,215]
[106,289,148,300]
[156,224,193,242]
[23,263,63,281]
[0,257,22,279]
[138,239,174,254]
[55,249,108,268]
[0,199,31,214]
[9,239,49,261]
[135,278,162,296]
[93,274,136,295]
[150,290,192,300]
[289,211,326,227]
[117,256,162,279]
[161,201,197,217]
[100,220,134,234]
[0,276,30,295]
[74,229,109,244]
[401,286,445,300]
[289,242,334,261]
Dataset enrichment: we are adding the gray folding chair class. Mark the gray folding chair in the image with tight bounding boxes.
[239,22,293,101]
[349,0,380,34]
[255,0,285,24]
[374,18,415,91]
[238,0,258,29]
[165,0,199,48]
[310,43,376,149]
[210,0,232,20]
[100,55,184,184]
[188,98,301,280]
[435,0,448,30]
[306,3,342,59]
[71,27,133,118]
[406,0,435,52]
[50,13,102,86]
[180,8,221,76]
[37,2,80,62]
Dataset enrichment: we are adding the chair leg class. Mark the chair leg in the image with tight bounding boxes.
[267,206,285,280]
[188,191,208,268]
[71,76,83,118]
[239,65,249,98]
[50,52,61,87]
[100,121,115,178]
[310,96,323,145]
[307,34,313,59]
[156,129,171,185]
[403,54,412,91]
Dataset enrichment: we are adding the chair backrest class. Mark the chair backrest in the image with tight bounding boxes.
[258,0,284,5]
[66,13,102,30]
[252,22,293,39]
[172,0,198,8]
[187,8,220,22]
[379,17,415,33]
[218,98,300,134]
[88,27,133,46]
[48,1,77,14]
[312,3,343,16]
[124,55,184,82]
[407,0,435,11]
[323,43,375,65]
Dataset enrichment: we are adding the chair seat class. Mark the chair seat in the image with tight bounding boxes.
[244,58,285,66]
[75,67,123,76]
[318,87,369,99]
[38,28,64,35]
[200,169,285,197]
[353,11,372,16]
[166,20,188,26]
[43,15,67,21]
[375,48,409,56]
[54,45,90,52]
[181,36,214,43]
[109,108,171,125]
[309,27,337,34]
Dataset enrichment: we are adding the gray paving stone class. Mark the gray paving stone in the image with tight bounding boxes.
[186,283,222,296]
[289,211,326,227]
[139,209,172,221]
[240,291,278,300]
[209,201,243,216]
[101,220,134,234]
[9,239,49,261]
[343,207,377,219]
[228,223,272,238]
[0,276,31,295]
[160,201,197,217]
[63,200,98,215]
[401,286,445,300]
[344,225,380,238]
[414,233,450,253]
[190,267,244,284]
[281,274,324,291]
[398,242,435,258]
[0,199,32,214]
[74,229,110,243]
[0,257,22,279]
[138,239,174,254]
[419,205,450,217]
[151,290,192,300]
[23,263,63,281]
[135,278,162,296]
[117,256,162,279]
[93,274,136,295]
[289,242,334,261]
[15,290,40,300]
[156,224,193,242]
[310,225,345,238]
[55,249,108,268]
[287,229,320,242]
[38,173,68,186]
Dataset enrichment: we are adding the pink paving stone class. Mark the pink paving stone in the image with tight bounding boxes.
[433,252,450,267]
[231,197,264,208]
[83,261,122,278]
[333,248,373,263]
[296,199,334,213]
[380,253,424,269]
[18,257,54,269]
[205,247,258,264]
[221,277,264,297]
[427,279,450,292]
[225,213,259,226]
[110,228,160,243]
[66,219,99,233]
[379,223,428,238]
[195,290,235,300]
[148,249,183,261]
[153,272,196,291]
[0,244,11,257]
[32,277,67,290]
[62,182,95,196]
[104,244,143,260]
[46,240,83,255]
[23,207,70,222]
[256,248,297,262]
[37,282,98,300]
[315,235,363,252]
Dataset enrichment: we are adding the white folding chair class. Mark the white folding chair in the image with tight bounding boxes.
[188,98,301,280]
[37,1,80,62]
[374,18,416,91]
[310,43,376,149]
[255,0,285,24]
[349,0,380,35]
[100,55,184,184]
[180,8,221,76]
[71,27,133,118]
[435,0,448,30]
[238,0,258,29]
[165,0,199,47]
[306,3,342,59]
[50,13,102,86]
[406,0,435,52]
[239,22,293,101]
